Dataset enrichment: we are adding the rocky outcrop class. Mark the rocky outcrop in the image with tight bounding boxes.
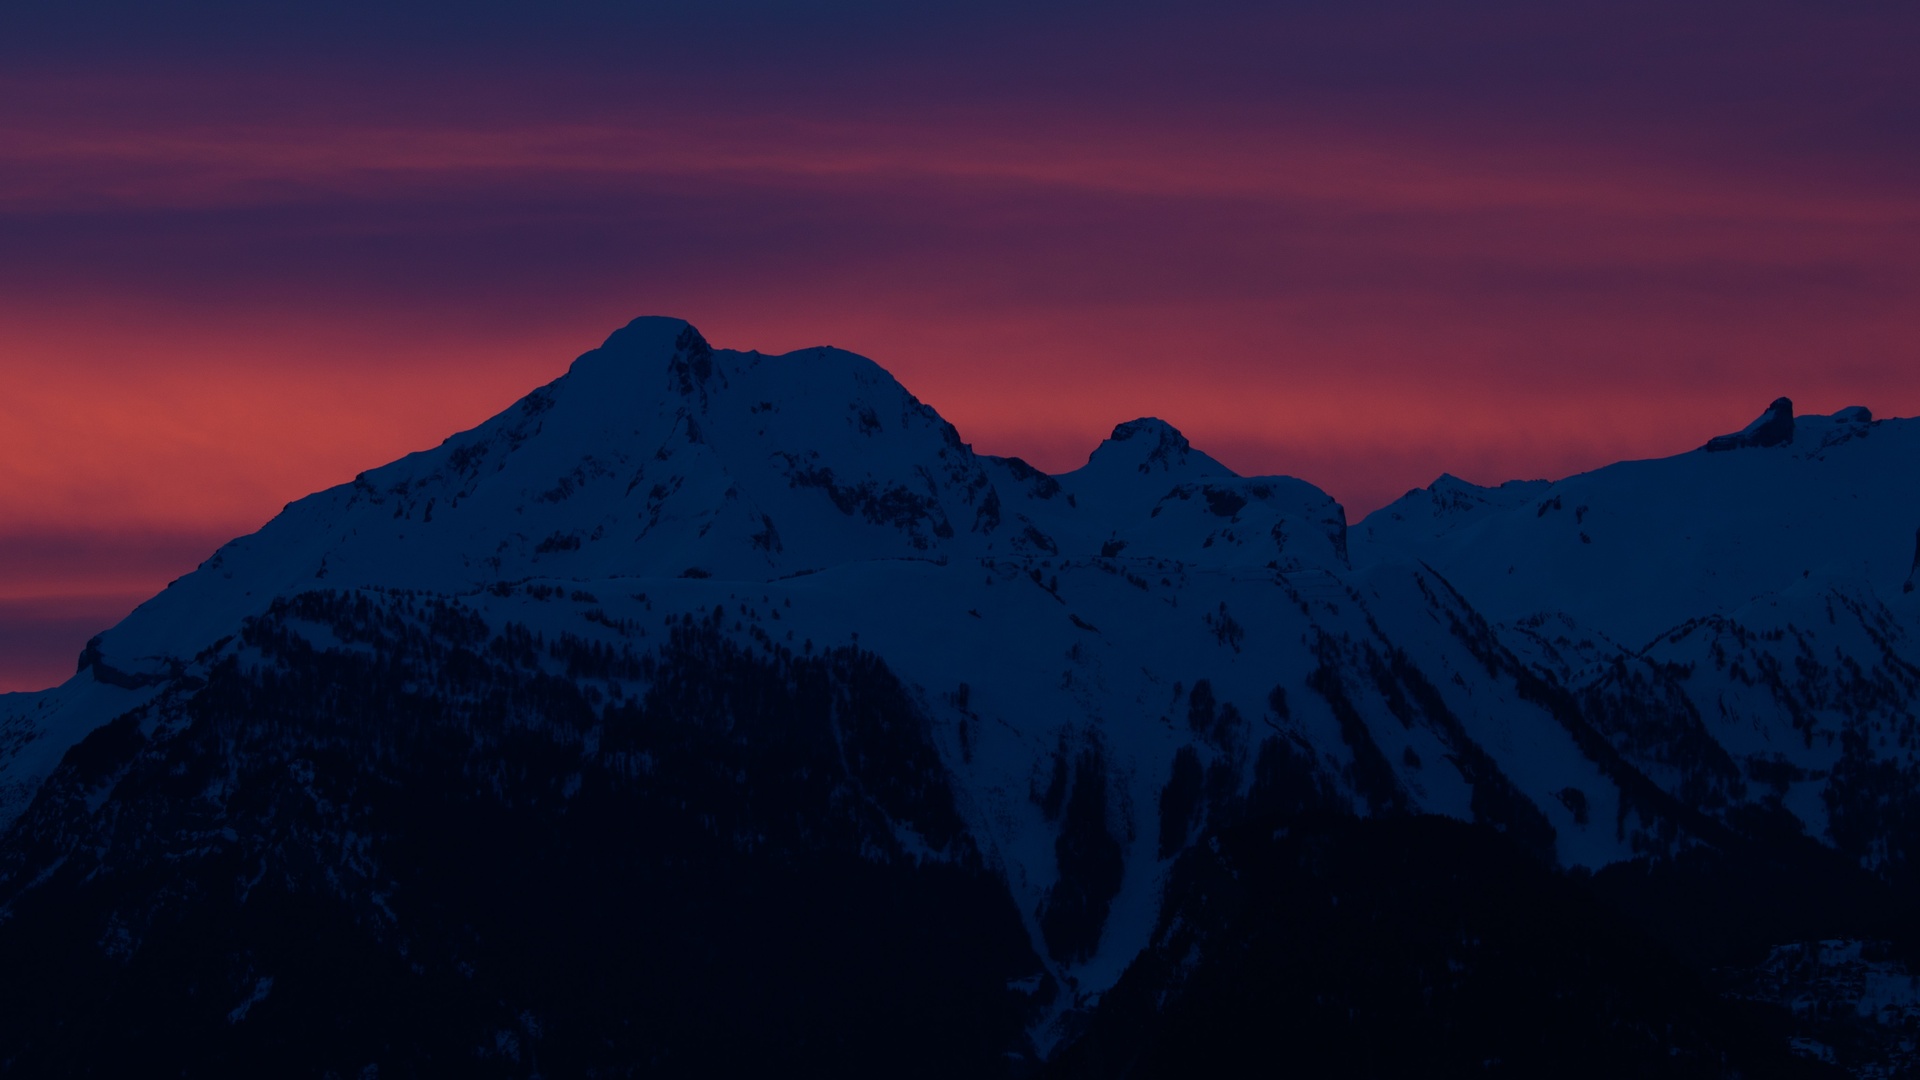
[1704,396,1795,451]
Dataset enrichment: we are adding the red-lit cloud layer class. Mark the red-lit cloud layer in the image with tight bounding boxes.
[4,2,1918,690]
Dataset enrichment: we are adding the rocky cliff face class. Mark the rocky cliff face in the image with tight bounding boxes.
[2,318,1915,1075]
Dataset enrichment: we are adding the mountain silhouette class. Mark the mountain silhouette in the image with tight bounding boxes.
[2,317,1915,1075]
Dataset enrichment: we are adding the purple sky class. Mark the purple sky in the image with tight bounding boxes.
[4,1,1918,689]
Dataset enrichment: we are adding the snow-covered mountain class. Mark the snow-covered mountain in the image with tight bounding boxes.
[1358,398,1916,646]
[1357,398,1920,877]
[2,317,1915,1075]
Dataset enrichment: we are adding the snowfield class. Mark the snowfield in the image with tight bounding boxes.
[3,317,1917,1071]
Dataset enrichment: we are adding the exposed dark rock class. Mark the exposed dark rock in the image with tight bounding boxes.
[1040,745,1125,964]
[1704,397,1795,452]
[1201,487,1246,518]
[1156,747,1204,859]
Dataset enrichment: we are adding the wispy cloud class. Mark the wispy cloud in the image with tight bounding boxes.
[3,1,1918,688]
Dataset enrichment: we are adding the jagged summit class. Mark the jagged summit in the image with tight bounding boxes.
[1694,398,1881,458]
[1072,417,1235,480]
[1704,395,1796,452]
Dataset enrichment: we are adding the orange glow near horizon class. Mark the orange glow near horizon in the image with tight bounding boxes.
[6,11,1920,690]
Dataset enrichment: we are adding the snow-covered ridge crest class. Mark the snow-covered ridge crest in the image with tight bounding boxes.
[65,316,1351,683]
[1357,397,1917,645]
[6,323,1920,1063]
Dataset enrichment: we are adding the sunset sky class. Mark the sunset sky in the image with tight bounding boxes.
[5,1,1919,690]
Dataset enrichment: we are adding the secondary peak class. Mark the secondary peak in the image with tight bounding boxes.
[1081,417,1236,479]
[1704,396,1794,452]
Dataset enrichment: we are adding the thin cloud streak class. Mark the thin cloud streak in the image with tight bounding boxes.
[5,95,1919,228]
[4,1,1918,689]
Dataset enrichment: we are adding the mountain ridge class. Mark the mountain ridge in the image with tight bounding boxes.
[2,316,1916,1074]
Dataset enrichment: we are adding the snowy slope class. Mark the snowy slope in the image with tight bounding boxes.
[87,318,1349,682]
[1357,400,1918,647]
[1358,396,1920,881]
[4,321,1919,1062]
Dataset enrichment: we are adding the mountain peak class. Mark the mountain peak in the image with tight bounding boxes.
[596,315,703,356]
[1109,417,1184,444]
[1078,417,1236,480]
[561,316,712,398]
[1704,396,1794,452]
